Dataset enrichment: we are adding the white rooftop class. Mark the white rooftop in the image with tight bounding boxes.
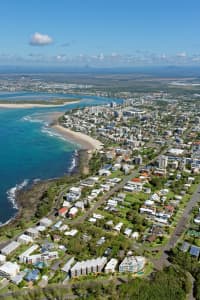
[1,241,20,255]
[18,244,39,259]
[64,229,78,236]
[18,234,33,243]
[71,257,107,271]
[168,148,184,155]
[105,258,118,271]
[0,262,20,276]
[40,217,53,227]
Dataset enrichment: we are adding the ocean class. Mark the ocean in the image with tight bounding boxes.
[0,93,118,224]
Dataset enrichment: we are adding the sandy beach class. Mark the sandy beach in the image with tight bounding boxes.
[53,124,103,151]
[0,100,80,109]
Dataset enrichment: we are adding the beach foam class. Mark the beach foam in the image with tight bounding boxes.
[33,178,41,184]
[41,126,66,141]
[6,179,29,209]
[69,150,78,173]
[22,115,48,126]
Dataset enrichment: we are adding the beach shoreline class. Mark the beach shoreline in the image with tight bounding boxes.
[0,100,80,109]
[0,110,102,232]
[42,111,103,151]
[52,124,103,151]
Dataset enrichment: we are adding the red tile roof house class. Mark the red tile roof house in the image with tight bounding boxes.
[131,178,141,183]
[58,207,68,217]
[164,205,175,216]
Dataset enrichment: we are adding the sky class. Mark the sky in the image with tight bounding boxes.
[0,0,200,67]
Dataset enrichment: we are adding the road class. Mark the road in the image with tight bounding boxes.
[150,184,200,300]
[71,140,171,226]
[152,183,200,271]
[187,273,195,300]
[72,168,139,225]
[0,125,197,298]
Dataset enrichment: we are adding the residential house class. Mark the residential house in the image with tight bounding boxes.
[66,187,81,202]
[25,269,40,282]
[58,207,68,217]
[62,257,75,274]
[17,234,33,245]
[124,180,143,192]
[124,228,132,237]
[19,245,39,263]
[190,245,200,258]
[0,255,6,265]
[0,262,20,279]
[39,217,53,228]
[64,229,78,237]
[114,222,123,232]
[119,256,145,273]
[194,214,200,224]
[180,242,190,253]
[1,241,20,256]
[53,220,63,230]
[131,232,140,240]
[26,227,39,239]
[68,207,78,218]
[70,257,107,277]
[104,258,118,274]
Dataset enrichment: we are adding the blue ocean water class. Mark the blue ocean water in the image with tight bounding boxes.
[0,93,119,224]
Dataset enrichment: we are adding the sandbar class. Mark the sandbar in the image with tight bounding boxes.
[0,100,80,109]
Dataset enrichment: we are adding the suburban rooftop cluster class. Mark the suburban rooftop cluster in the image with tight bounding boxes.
[0,93,200,292]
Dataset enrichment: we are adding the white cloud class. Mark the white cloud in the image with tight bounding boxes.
[192,56,200,62]
[99,53,104,60]
[111,52,118,57]
[176,51,187,57]
[160,53,167,59]
[30,32,53,46]
[55,55,67,61]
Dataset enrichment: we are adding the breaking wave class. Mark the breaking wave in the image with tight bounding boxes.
[41,126,66,141]
[33,178,41,184]
[69,150,78,173]
[41,127,65,141]
[22,114,49,126]
[6,179,29,209]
